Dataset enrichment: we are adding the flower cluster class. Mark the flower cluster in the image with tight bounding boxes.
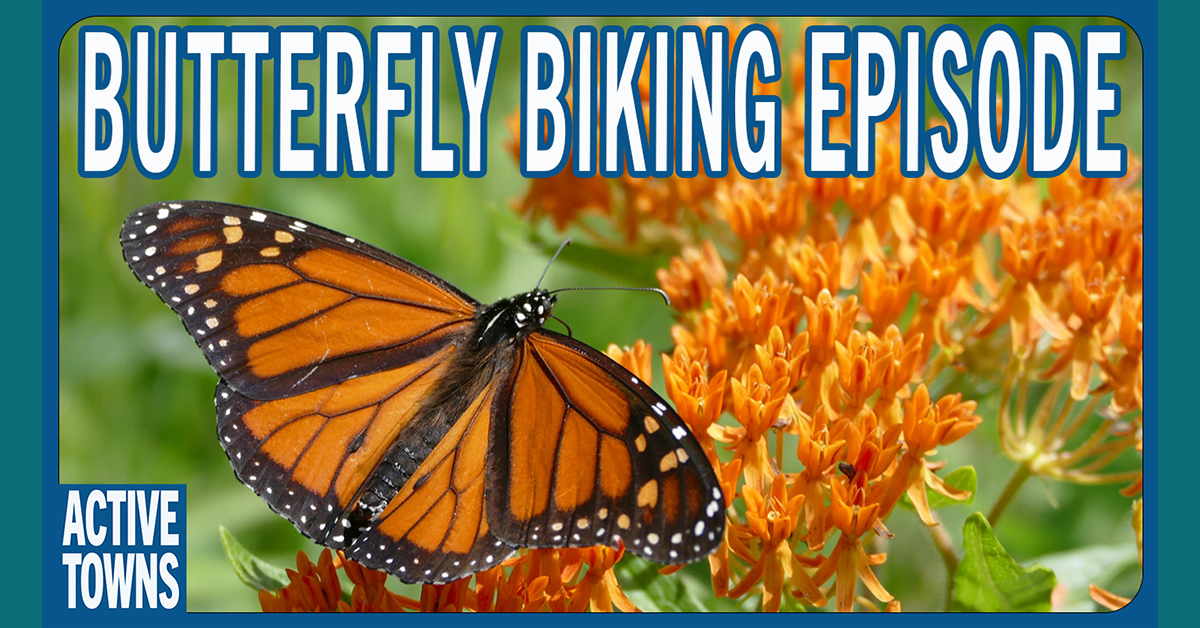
[260,546,638,612]
[257,18,1142,613]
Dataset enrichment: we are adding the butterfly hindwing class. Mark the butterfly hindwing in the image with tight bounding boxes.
[343,381,517,584]
[214,341,458,541]
[487,330,726,564]
[120,201,478,399]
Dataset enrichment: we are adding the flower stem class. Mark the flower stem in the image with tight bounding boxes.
[775,429,784,474]
[988,463,1033,526]
[923,512,959,612]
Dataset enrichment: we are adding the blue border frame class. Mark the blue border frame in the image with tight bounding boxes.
[34,1,1162,624]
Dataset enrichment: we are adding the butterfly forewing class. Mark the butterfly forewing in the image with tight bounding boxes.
[487,330,726,563]
[120,201,478,399]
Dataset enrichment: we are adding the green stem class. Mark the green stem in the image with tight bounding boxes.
[988,463,1033,526]
[924,511,959,612]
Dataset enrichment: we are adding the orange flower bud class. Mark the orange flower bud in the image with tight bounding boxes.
[656,241,727,312]
[860,263,915,330]
[605,339,653,385]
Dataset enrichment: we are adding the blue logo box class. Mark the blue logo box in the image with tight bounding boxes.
[51,484,187,613]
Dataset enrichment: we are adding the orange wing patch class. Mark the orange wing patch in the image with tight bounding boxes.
[170,232,220,255]
[507,356,567,521]
[553,411,599,511]
[220,264,301,296]
[244,299,463,379]
[293,248,471,311]
[233,282,352,337]
[598,435,632,499]
[532,339,631,434]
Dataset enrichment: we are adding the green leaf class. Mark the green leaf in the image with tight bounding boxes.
[1034,543,1140,611]
[952,513,1057,612]
[615,558,736,612]
[899,465,977,511]
[219,525,291,593]
[487,202,540,250]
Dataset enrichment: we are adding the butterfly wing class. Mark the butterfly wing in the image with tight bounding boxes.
[120,201,478,398]
[341,380,517,584]
[122,201,480,542]
[487,329,726,564]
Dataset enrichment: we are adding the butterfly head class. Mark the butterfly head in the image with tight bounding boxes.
[475,289,557,345]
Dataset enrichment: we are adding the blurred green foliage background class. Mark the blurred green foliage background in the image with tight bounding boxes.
[58,16,1141,611]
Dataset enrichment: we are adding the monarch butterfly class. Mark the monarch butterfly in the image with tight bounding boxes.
[121,200,725,584]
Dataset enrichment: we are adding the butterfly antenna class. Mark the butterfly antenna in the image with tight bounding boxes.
[549,285,671,307]
[537,239,573,290]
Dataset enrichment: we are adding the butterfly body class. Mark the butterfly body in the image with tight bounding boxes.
[121,201,725,584]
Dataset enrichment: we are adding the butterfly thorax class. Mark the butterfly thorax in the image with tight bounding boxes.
[473,289,556,347]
